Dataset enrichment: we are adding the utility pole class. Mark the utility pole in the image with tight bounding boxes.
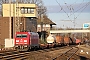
[41,14,43,40]
[9,0,11,39]
[38,6,44,40]
[15,0,20,33]
[38,6,46,40]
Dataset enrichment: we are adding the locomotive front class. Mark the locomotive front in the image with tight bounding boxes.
[14,32,30,51]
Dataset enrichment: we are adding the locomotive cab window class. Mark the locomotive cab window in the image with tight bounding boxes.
[16,34,22,38]
[16,34,27,38]
[22,34,27,38]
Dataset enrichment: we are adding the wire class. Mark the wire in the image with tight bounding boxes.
[63,0,76,24]
[63,0,86,19]
[74,2,90,21]
[70,1,90,26]
[55,0,71,21]
[55,0,90,28]
[72,2,90,27]
[75,2,90,13]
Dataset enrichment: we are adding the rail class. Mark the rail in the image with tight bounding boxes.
[52,47,79,60]
[67,47,79,60]
[0,46,71,60]
[0,45,77,60]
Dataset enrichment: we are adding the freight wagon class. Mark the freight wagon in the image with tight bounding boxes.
[55,35,64,46]
[46,34,79,47]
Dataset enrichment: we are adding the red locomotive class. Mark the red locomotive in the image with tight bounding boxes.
[14,32,39,51]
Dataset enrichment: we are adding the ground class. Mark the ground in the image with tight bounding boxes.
[27,45,90,60]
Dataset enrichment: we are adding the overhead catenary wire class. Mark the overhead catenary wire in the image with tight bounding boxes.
[63,0,76,25]
[72,0,85,12]
[9,0,11,39]
[67,1,90,27]
[56,0,75,28]
[74,2,90,13]
[55,0,71,20]
[73,2,90,21]
[69,2,90,27]
[62,1,87,21]
[61,0,87,20]
[55,0,90,28]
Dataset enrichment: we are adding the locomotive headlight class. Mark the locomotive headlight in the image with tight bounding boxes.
[24,45,27,47]
[15,45,18,47]
[24,43,27,44]
[24,40,27,42]
[16,40,19,42]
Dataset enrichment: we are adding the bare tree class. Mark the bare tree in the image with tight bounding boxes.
[2,0,43,6]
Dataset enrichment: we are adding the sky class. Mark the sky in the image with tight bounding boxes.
[43,0,90,28]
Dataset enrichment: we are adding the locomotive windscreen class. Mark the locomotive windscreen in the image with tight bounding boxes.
[16,34,27,38]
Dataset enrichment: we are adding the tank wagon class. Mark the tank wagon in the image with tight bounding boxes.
[14,32,39,51]
[46,34,56,48]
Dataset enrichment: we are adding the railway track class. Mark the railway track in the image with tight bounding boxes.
[52,47,79,60]
[0,45,77,60]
